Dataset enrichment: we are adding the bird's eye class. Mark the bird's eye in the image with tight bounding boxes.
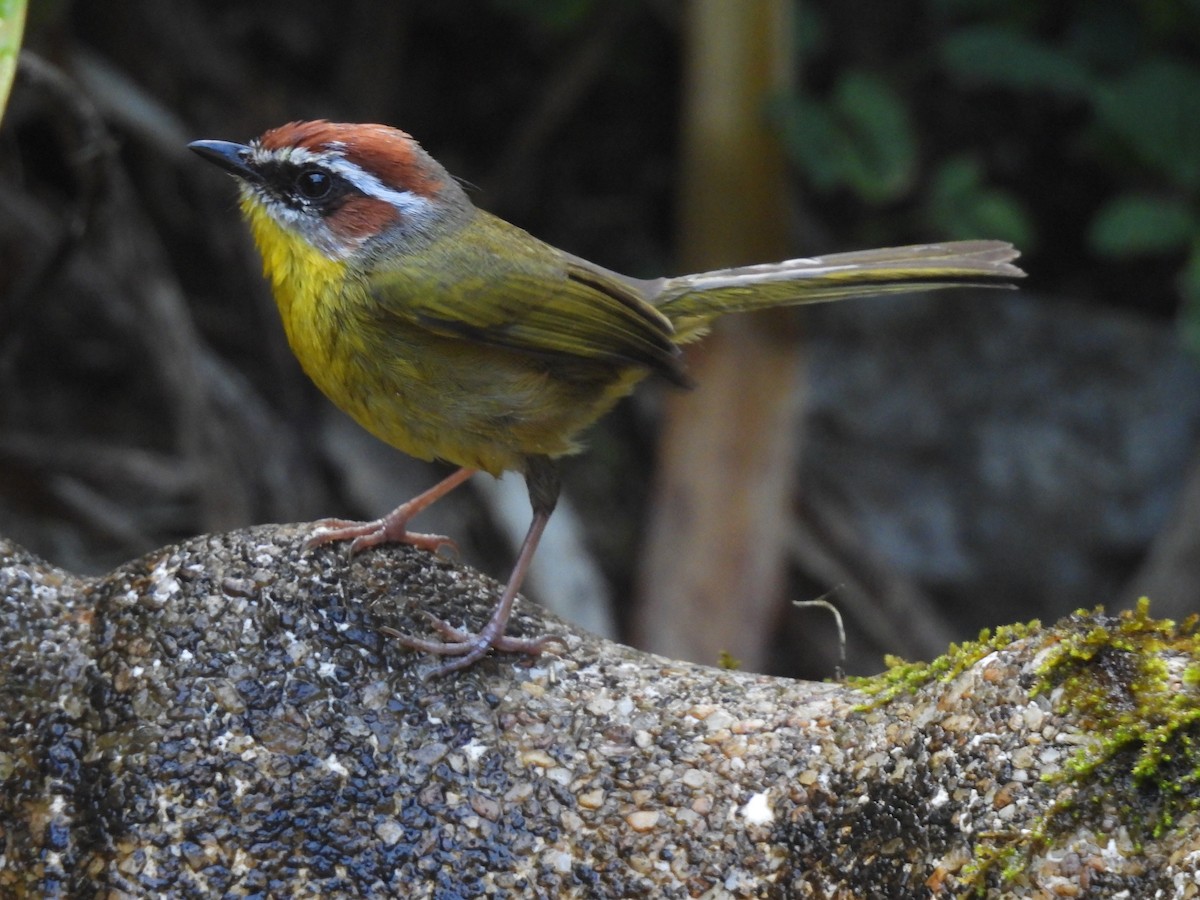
[295,167,332,201]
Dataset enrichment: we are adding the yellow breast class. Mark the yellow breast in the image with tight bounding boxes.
[240,197,629,476]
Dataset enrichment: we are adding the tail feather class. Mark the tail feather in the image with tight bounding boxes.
[653,240,1024,343]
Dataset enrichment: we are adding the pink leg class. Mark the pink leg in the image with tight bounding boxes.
[307,467,476,555]
[381,497,565,677]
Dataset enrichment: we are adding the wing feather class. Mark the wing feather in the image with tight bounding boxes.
[369,212,688,384]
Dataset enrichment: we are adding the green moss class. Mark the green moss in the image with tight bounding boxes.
[1033,598,1200,839]
[854,599,1200,891]
[967,599,1200,889]
[848,618,1042,707]
[717,650,742,671]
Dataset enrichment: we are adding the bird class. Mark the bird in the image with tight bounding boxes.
[189,120,1024,675]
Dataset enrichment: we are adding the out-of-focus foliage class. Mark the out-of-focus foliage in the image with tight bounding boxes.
[926,157,1033,249]
[770,71,916,205]
[489,0,598,33]
[0,0,26,123]
[773,0,1200,352]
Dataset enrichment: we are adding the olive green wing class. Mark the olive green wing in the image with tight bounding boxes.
[369,214,688,384]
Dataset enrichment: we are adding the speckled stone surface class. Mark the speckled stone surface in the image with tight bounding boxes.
[1,526,1196,898]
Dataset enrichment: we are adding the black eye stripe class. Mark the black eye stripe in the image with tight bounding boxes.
[256,160,351,211]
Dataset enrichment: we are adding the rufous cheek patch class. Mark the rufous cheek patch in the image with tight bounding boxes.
[326,194,402,241]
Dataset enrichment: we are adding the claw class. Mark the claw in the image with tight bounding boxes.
[303,467,476,556]
[306,518,456,555]
[380,619,566,678]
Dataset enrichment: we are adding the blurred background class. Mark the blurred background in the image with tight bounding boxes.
[1,0,1198,679]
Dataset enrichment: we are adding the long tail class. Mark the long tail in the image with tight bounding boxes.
[652,240,1024,343]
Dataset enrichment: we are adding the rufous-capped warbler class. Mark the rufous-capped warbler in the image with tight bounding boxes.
[189,120,1024,676]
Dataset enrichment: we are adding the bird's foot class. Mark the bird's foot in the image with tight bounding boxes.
[305,467,476,556]
[306,510,456,556]
[382,614,567,677]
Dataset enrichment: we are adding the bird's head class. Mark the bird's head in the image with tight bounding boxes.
[189,120,472,266]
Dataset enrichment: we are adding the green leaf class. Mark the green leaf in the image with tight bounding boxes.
[924,157,1035,246]
[1088,193,1198,258]
[0,0,28,126]
[940,25,1094,97]
[1095,59,1200,190]
[770,71,917,205]
[831,71,917,203]
[770,93,843,192]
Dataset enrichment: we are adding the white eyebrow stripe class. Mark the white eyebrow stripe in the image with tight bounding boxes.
[249,143,435,218]
[249,144,328,167]
[324,156,433,216]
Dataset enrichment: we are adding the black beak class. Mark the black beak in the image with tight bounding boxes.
[188,139,260,182]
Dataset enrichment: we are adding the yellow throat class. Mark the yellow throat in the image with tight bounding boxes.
[240,194,349,336]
